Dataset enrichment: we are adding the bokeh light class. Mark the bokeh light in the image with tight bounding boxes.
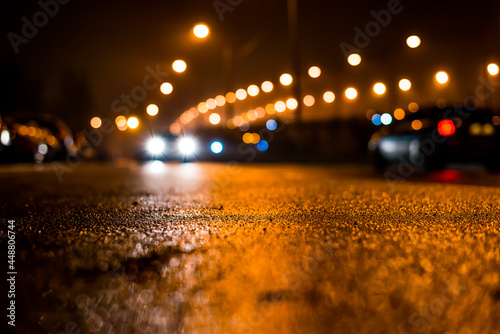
[215,95,226,106]
[308,66,321,78]
[261,81,274,93]
[146,104,159,116]
[484,123,495,135]
[275,101,286,112]
[286,98,298,110]
[345,87,357,100]
[266,119,278,131]
[372,114,382,126]
[172,60,187,73]
[373,83,386,95]
[399,79,411,91]
[381,113,393,125]
[303,95,315,107]
[408,102,419,113]
[242,133,253,144]
[160,82,173,95]
[347,53,361,66]
[323,91,335,103]
[247,84,260,96]
[193,23,210,39]
[127,117,139,129]
[225,92,237,103]
[436,98,447,109]
[487,63,499,76]
[435,71,449,84]
[265,103,276,114]
[90,117,102,129]
[469,123,482,136]
[406,35,421,48]
[206,98,217,110]
[257,140,269,151]
[177,137,196,155]
[146,137,166,156]
[210,141,223,154]
[255,107,266,118]
[115,116,127,131]
[209,113,221,125]
[236,88,248,100]
[170,123,181,135]
[366,109,376,120]
[412,119,423,130]
[198,102,209,113]
[394,108,405,120]
[280,73,293,86]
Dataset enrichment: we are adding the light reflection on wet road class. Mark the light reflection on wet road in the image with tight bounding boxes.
[1,162,499,333]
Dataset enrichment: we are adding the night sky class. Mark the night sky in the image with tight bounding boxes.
[2,0,500,132]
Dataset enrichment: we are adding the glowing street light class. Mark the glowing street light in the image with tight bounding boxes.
[235,88,248,100]
[127,117,139,129]
[399,79,412,91]
[435,71,449,84]
[303,95,315,107]
[323,91,335,103]
[172,60,187,73]
[146,104,159,116]
[406,35,421,48]
[247,84,260,96]
[261,81,274,93]
[193,24,210,39]
[308,66,321,78]
[347,53,361,66]
[90,117,102,129]
[160,82,173,95]
[373,82,386,95]
[209,113,221,125]
[280,73,293,86]
[345,87,358,100]
[487,63,499,76]
[286,98,298,110]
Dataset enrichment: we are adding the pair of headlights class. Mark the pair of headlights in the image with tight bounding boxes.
[146,137,196,157]
[146,137,224,157]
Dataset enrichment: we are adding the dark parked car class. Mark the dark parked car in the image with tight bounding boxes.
[0,112,77,163]
[368,107,500,172]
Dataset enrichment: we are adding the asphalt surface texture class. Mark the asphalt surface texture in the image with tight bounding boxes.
[1,162,499,334]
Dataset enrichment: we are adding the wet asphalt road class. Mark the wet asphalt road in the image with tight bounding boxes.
[1,162,500,334]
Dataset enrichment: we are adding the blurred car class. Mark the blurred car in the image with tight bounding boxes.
[0,112,77,163]
[368,107,500,172]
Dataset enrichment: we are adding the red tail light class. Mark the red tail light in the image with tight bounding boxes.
[438,119,455,136]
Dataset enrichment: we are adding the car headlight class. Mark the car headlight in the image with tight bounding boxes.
[146,137,166,156]
[177,137,197,156]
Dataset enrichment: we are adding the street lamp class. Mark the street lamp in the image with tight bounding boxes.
[399,79,412,91]
[172,59,187,73]
[146,104,159,116]
[193,24,210,39]
[487,63,499,76]
[435,71,449,84]
[406,35,421,48]
[373,82,386,95]
[347,53,362,66]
